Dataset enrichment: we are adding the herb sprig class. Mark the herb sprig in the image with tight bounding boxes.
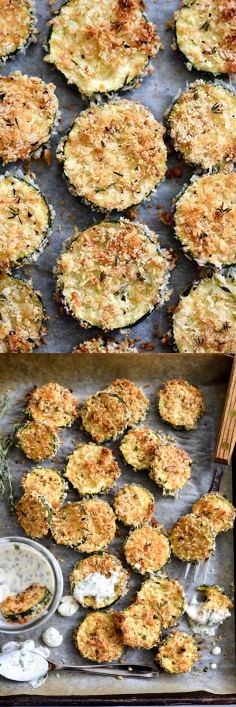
[0,394,23,512]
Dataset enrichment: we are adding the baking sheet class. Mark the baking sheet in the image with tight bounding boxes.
[1,0,232,353]
[0,353,234,698]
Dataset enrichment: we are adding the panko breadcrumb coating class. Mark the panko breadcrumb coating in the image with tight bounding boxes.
[108,379,149,426]
[46,0,161,97]
[57,101,167,211]
[120,427,161,470]
[157,379,205,429]
[124,523,171,574]
[169,513,215,562]
[175,0,236,75]
[0,72,58,164]
[65,443,120,495]
[74,611,124,662]
[192,493,235,534]
[16,492,52,539]
[113,483,154,526]
[156,631,198,673]
[27,383,79,428]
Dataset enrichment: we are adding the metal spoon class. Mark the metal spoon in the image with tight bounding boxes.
[48,661,158,678]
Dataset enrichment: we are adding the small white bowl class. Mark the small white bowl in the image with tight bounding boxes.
[0,536,63,634]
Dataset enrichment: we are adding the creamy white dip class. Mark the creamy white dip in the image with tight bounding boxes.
[42,627,63,648]
[0,640,49,685]
[212,646,221,656]
[0,544,55,604]
[57,595,79,617]
[73,571,120,605]
[185,596,231,636]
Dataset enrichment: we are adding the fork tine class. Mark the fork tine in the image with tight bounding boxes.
[193,562,200,581]
[203,556,210,583]
[184,561,191,579]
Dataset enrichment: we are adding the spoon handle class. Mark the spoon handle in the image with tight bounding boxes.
[51,663,158,678]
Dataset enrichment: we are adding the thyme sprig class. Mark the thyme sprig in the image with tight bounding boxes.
[0,394,23,512]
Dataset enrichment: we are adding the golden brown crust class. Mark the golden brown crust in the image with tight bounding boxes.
[156,631,198,673]
[175,0,236,74]
[0,72,58,164]
[174,173,236,268]
[46,0,160,96]
[16,492,52,539]
[173,270,236,353]
[0,272,45,353]
[124,524,171,574]
[65,443,120,495]
[0,0,34,60]
[0,175,50,272]
[16,422,60,462]
[0,584,51,624]
[74,611,124,662]
[76,498,116,553]
[158,379,205,429]
[137,574,185,629]
[113,483,154,526]
[192,493,235,534]
[81,391,129,443]
[73,336,138,353]
[51,502,89,547]
[108,379,149,426]
[120,426,161,470]
[57,101,167,211]
[27,383,79,428]
[167,81,236,170]
[70,553,129,609]
[169,513,215,562]
[22,467,67,510]
[56,221,171,330]
[150,443,192,495]
[115,601,162,649]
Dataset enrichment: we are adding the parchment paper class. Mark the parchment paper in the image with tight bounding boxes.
[1,0,232,352]
[0,353,234,696]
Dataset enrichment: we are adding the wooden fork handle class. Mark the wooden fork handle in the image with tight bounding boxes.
[214,355,236,465]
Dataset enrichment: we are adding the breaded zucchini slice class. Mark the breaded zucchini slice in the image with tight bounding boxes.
[167,81,236,171]
[158,379,205,430]
[22,467,67,510]
[175,0,236,75]
[45,0,161,97]
[16,492,53,539]
[0,72,58,165]
[156,631,198,674]
[124,524,171,574]
[174,173,236,268]
[137,574,185,629]
[192,493,235,534]
[76,499,116,553]
[115,601,162,649]
[56,221,171,330]
[173,269,236,353]
[113,484,154,527]
[0,0,36,62]
[74,611,124,663]
[108,379,149,426]
[70,553,129,609]
[186,584,232,633]
[169,513,215,562]
[65,443,120,496]
[16,422,60,462]
[0,175,52,272]
[197,585,232,615]
[0,273,45,353]
[150,443,192,496]
[27,383,79,428]
[120,427,161,470]
[81,391,129,443]
[0,585,52,624]
[57,101,167,211]
[51,502,89,547]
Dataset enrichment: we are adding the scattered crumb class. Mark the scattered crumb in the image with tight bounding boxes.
[166,166,183,179]
[43,148,52,167]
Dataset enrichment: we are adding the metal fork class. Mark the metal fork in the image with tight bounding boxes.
[185,355,236,583]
